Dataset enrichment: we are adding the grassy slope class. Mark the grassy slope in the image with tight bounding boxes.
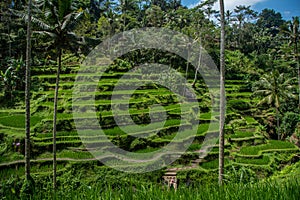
[0,64,299,199]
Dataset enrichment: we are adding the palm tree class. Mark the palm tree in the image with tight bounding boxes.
[204,6,218,20]
[225,10,233,25]
[34,0,85,189]
[233,5,257,49]
[218,0,225,185]
[253,70,296,140]
[292,17,300,109]
[116,0,138,31]
[25,0,32,182]
[282,17,300,108]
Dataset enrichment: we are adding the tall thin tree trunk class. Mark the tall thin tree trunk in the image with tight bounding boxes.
[192,40,202,87]
[185,45,190,80]
[276,107,280,140]
[295,42,300,109]
[183,43,190,96]
[25,0,32,181]
[8,12,11,57]
[123,2,126,32]
[218,0,226,186]
[53,48,61,190]
[297,62,300,108]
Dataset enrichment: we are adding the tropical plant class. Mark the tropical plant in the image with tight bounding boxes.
[281,17,300,108]
[116,0,138,31]
[252,70,296,139]
[32,0,86,189]
[257,8,284,33]
[280,112,300,139]
[0,58,25,103]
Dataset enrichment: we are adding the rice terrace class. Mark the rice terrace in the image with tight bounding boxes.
[0,0,300,199]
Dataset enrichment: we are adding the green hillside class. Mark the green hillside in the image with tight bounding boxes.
[1,61,299,198]
[1,0,300,199]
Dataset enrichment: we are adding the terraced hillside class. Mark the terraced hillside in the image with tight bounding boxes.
[0,63,299,184]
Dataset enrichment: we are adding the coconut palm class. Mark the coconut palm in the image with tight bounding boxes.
[33,0,85,189]
[116,0,138,31]
[233,5,257,50]
[253,70,296,140]
[281,17,300,108]
[225,10,233,25]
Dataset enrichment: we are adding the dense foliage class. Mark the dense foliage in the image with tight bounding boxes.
[0,0,299,199]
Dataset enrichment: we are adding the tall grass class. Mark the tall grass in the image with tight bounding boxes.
[16,177,299,200]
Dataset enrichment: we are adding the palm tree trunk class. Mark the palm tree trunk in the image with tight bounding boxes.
[276,107,280,140]
[25,0,32,181]
[53,48,61,190]
[295,42,300,109]
[183,44,190,96]
[192,40,202,87]
[297,62,300,108]
[123,1,126,32]
[8,12,11,57]
[218,0,226,186]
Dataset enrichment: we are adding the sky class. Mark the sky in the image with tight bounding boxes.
[182,0,300,20]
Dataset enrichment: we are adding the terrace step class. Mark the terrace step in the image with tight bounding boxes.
[191,159,202,164]
[67,147,99,152]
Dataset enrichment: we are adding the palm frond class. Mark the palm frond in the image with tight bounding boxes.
[33,31,58,39]
[31,17,52,30]
[65,11,85,31]
[253,90,271,96]
[61,13,73,30]
[11,8,52,30]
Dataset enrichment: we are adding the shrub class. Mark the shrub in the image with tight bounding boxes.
[130,138,147,151]
[280,112,300,139]
[225,113,242,124]
[228,119,247,130]
[228,99,251,111]
[109,59,133,72]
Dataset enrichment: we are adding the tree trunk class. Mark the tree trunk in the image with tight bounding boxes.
[53,48,61,190]
[276,107,280,140]
[8,12,11,57]
[297,61,300,108]
[183,44,190,96]
[25,0,32,182]
[192,40,202,87]
[295,41,300,109]
[185,47,189,79]
[218,0,226,186]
